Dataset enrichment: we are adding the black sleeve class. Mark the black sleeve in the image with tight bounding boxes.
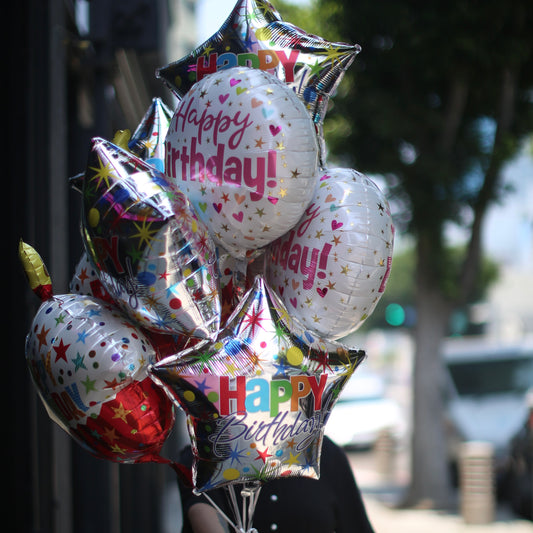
[176,446,197,533]
[322,437,375,533]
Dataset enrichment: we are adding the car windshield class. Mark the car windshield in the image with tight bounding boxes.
[336,371,385,402]
[447,355,533,397]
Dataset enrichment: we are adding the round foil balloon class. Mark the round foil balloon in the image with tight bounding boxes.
[266,168,394,339]
[19,242,176,464]
[165,66,320,257]
[157,0,359,144]
[78,137,220,338]
[150,276,366,492]
[25,294,175,464]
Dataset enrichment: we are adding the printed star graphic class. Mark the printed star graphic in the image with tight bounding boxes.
[229,444,248,465]
[36,324,50,349]
[112,403,132,424]
[285,451,301,466]
[89,155,114,189]
[111,443,127,454]
[81,375,97,394]
[255,447,273,463]
[103,426,119,442]
[72,353,87,372]
[78,267,89,285]
[241,305,266,335]
[77,329,89,343]
[131,219,160,250]
[53,339,70,363]
[309,60,322,77]
[194,377,212,394]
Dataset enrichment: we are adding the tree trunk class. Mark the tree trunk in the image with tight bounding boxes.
[405,234,454,508]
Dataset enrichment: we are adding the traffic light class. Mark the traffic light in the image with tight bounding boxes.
[385,303,405,327]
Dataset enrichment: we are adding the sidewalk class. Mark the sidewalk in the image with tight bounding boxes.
[351,450,533,533]
[362,495,533,533]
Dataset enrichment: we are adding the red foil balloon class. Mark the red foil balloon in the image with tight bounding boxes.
[24,286,175,464]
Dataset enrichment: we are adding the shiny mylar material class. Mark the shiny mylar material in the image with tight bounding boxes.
[21,243,175,464]
[69,251,114,303]
[267,167,394,339]
[79,137,221,338]
[128,97,174,172]
[25,294,176,464]
[165,66,320,258]
[157,0,359,147]
[150,276,366,492]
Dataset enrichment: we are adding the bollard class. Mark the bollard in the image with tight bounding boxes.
[459,441,495,524]
[374,428,396,483]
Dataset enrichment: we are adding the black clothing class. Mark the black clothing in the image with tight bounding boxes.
[178,436,375,533]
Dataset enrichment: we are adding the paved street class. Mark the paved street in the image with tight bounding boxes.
[350,449,533,532]
[362,497,533,533]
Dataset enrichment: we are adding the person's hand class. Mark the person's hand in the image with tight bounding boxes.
[188,502,230,533]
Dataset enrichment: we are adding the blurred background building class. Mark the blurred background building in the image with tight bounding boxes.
[8,1,195,532]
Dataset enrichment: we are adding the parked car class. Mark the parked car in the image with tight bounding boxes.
[443,338,533,500]
[325,368,406,449]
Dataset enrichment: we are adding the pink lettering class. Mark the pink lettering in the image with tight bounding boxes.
[243,156,266,197]
[171,96,254,149]
[301,247,319,290]
[271,238,332,290]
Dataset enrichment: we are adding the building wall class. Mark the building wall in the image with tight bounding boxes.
[8,1,196,531]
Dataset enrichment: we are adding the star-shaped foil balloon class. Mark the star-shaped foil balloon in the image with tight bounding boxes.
[157,0,360,149]
[150,276,365,492]
[70,100,174,304]
[78,137,221,338]
[128,97,174,172]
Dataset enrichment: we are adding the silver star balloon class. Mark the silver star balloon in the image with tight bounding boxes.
[78,137,221,339]
[150,275,365,492]
[157,0,360,165]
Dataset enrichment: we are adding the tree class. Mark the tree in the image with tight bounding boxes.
[360,246,499,332]
[280,0,533,506]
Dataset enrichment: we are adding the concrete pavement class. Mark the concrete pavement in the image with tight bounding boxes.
[351,449,533,532]
[362,495,533,533]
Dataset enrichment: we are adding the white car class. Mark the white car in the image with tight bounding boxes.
[325,369,406,449]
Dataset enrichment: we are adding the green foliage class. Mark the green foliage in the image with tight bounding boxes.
[360,245,500,331]
[281,0,533,240]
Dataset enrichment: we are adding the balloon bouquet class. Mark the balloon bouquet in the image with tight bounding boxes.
[20,1,394,531]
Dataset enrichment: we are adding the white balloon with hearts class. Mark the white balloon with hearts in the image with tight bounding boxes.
[266,167,394,340]
[164,66,320,258]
